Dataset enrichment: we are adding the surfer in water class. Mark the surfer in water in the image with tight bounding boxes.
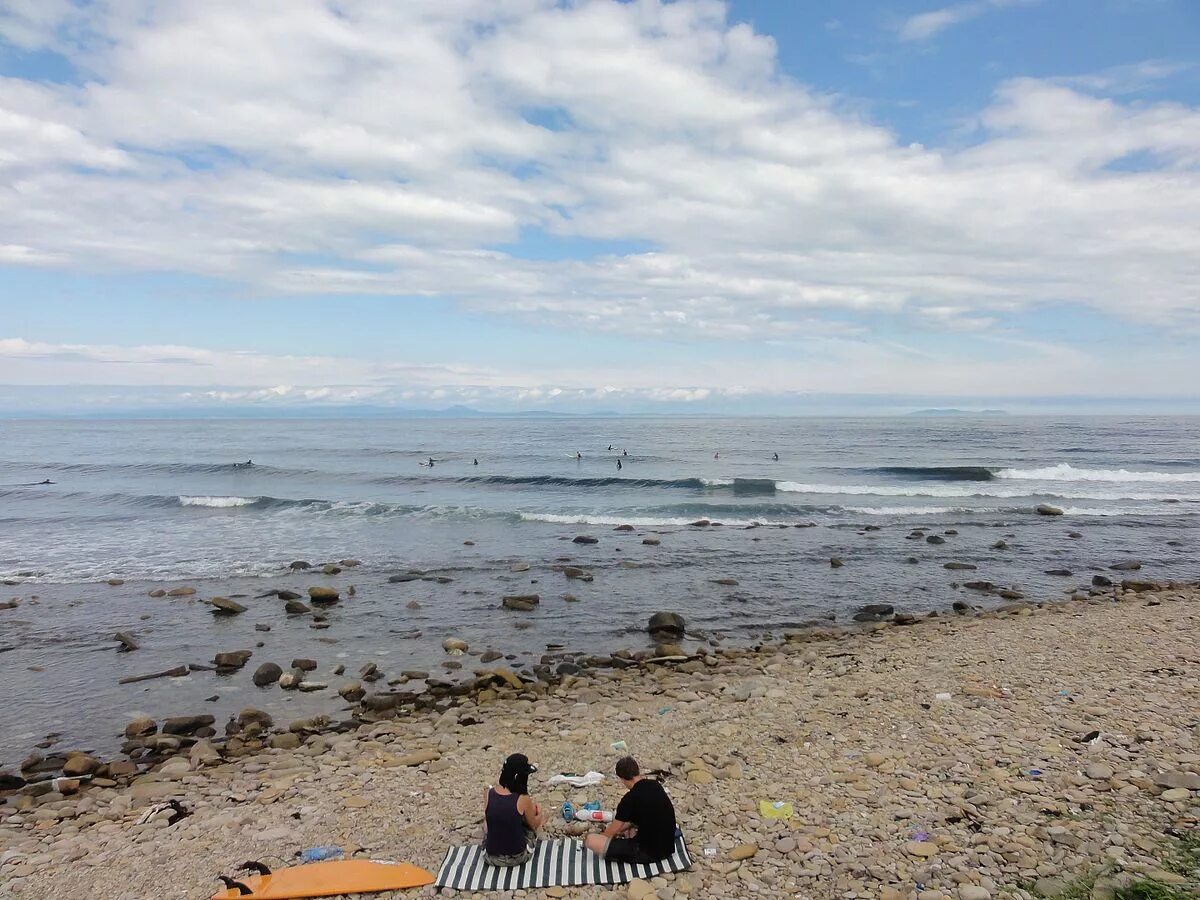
[617,459,623,471]
[622,449,628,457]
[576,451,582,460]
[714,452,719,459]
[473,458,479,466]
[773,452,779,461]
[607,445,613,451]
[428,457,435,468]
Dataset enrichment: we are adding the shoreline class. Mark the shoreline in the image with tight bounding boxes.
[1,579,1197,898]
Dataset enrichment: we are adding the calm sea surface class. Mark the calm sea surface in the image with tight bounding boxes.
[1,415,1197,764]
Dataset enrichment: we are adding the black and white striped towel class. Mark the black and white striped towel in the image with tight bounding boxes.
[434,835,692,891]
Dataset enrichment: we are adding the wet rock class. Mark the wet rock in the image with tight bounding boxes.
[124,716,156,739]
[308,586,340,603]
[572,535,599,544]
[1092,575,1113,587]
[162,714,216,736]
[442,638,469,653]
[270,733,301,749]
[1109,560,1142,571]
[997,589,1024,600]
[166,587,196,597]
[278,670,304,690]
[992,540,1009,550]
[289,560,312,570]
[926,535,946,545]
[1036,504,1064,516]
[113,631,139,652]
[647,611,686,636]
[1045,568,1073,576]
[892,613,918,626]
[284,599,311,614]
[406,600,421,609]
[148,589,166,598]
[322,563,342,575]
[853,604,894,622]
[62,753,100,777]
[0,771,27,790]
[252,663,283,687]
[238,708,273,729]
[952,600,972,614]
[119,665,189,684]
[291,658,318,671]
[654,643,685,657]
[480,650,502,663]
[389,573,420,583]
[964,581,995,592]
[944,562,977,570]
[277,589,302,601]
[829,558,844,569]
[502,594,540,611]
[642,537,661,545]
[211,597,247,615]
[713,577,740,585]
[563,566,592,580]
[614,524,635,532]
[213,650,253,670]
[339,681,365,702]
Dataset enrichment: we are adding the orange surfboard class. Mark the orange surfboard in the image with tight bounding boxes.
[211,859,435,899]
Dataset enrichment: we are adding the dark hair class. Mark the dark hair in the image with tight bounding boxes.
[615,756,640,781]
[499,753,535,795]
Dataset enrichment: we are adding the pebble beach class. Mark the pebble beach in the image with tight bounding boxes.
[2,579,1197,900]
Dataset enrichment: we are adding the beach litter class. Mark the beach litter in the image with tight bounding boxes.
[758,800,794,820]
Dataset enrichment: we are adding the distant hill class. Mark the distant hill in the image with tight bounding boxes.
[907,408,1009,417]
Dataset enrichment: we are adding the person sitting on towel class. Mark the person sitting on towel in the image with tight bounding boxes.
[484,753,544,866]
[584,756,676,864]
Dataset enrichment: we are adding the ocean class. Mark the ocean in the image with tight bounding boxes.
[1,415,1197,764]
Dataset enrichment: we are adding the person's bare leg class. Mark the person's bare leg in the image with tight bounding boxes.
[584,834,608,856]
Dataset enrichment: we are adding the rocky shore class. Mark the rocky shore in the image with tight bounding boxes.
[2,580,1198,899]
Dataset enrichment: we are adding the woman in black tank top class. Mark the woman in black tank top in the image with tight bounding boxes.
[483,753,545,866]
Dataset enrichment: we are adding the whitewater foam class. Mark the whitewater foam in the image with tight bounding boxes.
[178,495,257,508]
[997,464,1200,483]
[517,512,783,528]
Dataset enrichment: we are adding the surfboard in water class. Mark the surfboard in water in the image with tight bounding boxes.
[211,859,435,899]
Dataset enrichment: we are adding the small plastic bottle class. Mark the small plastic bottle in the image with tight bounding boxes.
[300,846,344,863]
[562,801,575,822]
[574,809,613,823]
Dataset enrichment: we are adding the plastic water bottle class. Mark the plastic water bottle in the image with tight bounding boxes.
[562,801,575,822]
[574,809,613,823]
[300,846,344,863]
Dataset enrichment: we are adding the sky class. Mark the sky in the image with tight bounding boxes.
[0,0,1198,415]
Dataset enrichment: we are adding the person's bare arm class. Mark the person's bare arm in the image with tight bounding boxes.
[520,796,545,830]
[602,818,631,839]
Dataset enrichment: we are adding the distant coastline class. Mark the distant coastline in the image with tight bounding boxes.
[906,408,1009,417]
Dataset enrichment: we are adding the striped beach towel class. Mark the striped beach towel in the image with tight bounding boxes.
[434,834,692,891]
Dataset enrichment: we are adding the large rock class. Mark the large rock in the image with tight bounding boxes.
[113,631,139,652]
[167,587,196,597]
[252,662,283,687]
[339,681,365,702]
[572,535,599,544]
[647,612,686,636]
[62,753,100,777]
[442,638,469,653]
[291,658,318,671]
[308,586,340,603]
[211,597,247,615]
[502,594,540,611]
[125,715,156,739]
[284,600,311,614]
[162,714,216,736]
[1109,560,1142,571]
[213,650,253,670]
[1036,504,1064,516]
[852,604,894,622]
[238,708,273,728]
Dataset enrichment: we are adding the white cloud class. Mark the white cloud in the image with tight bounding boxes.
[896,0,1042,42]
[0,1,1196,352]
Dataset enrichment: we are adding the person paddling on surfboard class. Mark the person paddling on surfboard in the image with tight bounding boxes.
[483,754,544,867]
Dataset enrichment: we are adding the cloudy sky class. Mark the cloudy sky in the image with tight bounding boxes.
[1,0,1198,414]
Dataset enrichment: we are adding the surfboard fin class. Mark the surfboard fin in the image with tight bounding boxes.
[239,861,273,876]
[217,875,253,896]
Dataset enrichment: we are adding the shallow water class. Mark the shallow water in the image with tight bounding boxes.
[1,415,1197,764]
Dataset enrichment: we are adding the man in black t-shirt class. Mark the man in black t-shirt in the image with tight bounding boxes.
[584,756,677,863]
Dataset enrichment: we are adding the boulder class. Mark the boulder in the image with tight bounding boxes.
[647,612,686,636]
[1109,560,1142,571]
[614,524,635,532]
[62,753,100,777]
[642,537,661,546]
[852,604,894,622]
[442,638,469,653]
[252,663,283,687]
[189,739,221,768]
[289,560,312,570]
[502,594,540,611]
[1035,504,1064,516]
[308,586,340,603]
[829,558,844,568]
[0,771,27,791]
[322,563,342,575]
[943,562,977,570]
[926,535,945,545]
[1092,575,1113,587]
[339,681,365,702]
[113,631,139,652]
[277,589,302,601]
[162,714,216,736]
[211,597,247,615]
[148,589,166,598]
[270,733,302,749]
[238,708,273,728]
[125,715,157,739]
[291,658,318,671]
[166,587,196,597]
[284,600,311,614]
[213,650,253,670]
[572,535,599,544]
